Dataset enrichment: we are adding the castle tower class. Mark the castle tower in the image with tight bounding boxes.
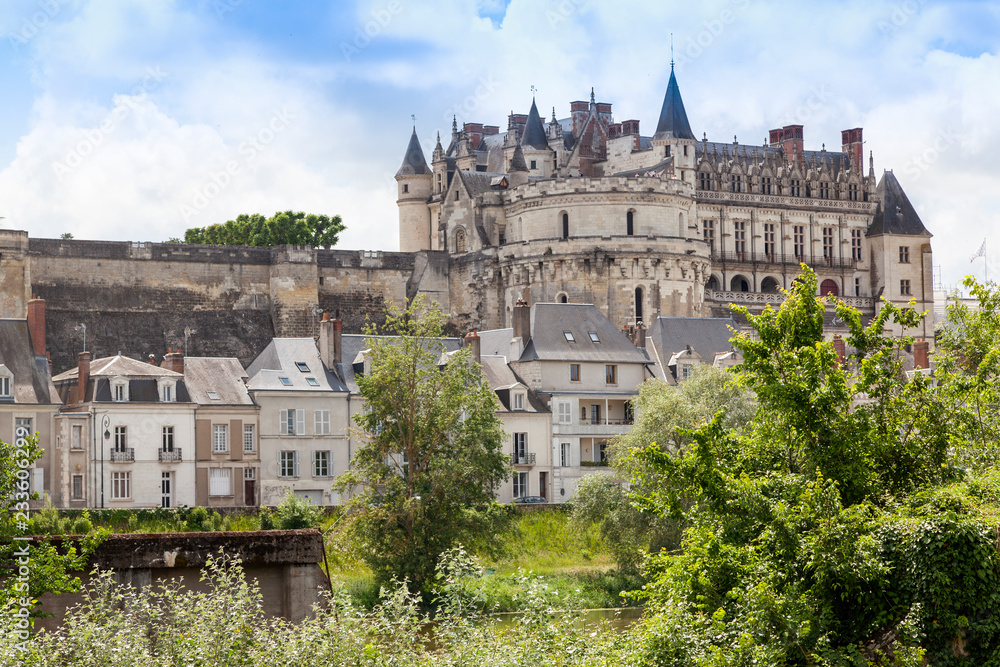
[395,128,433,252]
[651,63,697,184]
[519,98,555,177]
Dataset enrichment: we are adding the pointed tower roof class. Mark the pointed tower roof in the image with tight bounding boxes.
[396,128,431,177]
[520,99,549,150]
[509,144,529,172]
[867,171,932,237]
[653,65,695,141]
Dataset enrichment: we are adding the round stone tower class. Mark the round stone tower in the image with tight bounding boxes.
[395,128,433,252]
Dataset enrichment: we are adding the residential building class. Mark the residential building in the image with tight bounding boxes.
[646,316,739,383]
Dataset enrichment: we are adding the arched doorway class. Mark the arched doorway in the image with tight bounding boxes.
[761,277,780,293]
[730,275,750,292]
[820,279,839,297]
[706,275,720,292]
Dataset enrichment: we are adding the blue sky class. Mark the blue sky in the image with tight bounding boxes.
[0,0,998,291]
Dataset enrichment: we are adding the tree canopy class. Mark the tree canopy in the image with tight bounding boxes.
[335,297,511,594]
[182,211,345,248]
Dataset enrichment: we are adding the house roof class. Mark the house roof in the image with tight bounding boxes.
[480,355,548,413]
[338,334,463,394]
[653,66,695,141]
[867,171,931,237]
[520,98,550,150]
[183,357,253,405]
[517,303,651,364]
[245,339,347,393]
[647,316,737,381]
[0,319,60,405]
[395,128,431,177]
[52,354,183,381]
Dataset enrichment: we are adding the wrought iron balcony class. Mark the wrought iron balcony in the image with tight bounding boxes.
[711,251,857,270]
[159,448,182,462]
[109,448,134,462]
[511,453,536,465]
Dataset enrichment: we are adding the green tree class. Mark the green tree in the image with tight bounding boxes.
[59,233,73,239]
[182,210,345,248]
[335,297,511,594]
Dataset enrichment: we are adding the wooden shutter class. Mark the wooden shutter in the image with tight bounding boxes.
[295,409,305,435]
[279,410,288,435]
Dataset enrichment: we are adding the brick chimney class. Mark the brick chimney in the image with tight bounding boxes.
[26,295,46,359]
[841,128,864,172]
[77,351,91,404]
[635,322,646,349]
[913,340,929,370]
[832,335,846,367]
[464,330,481,365]
[319,311,342,369]
[162,348,184,375]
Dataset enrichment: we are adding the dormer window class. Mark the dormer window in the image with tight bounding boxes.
[513,393,524,410]
[111,378,129,402]
[0,365,12,401]
[158,379,177,403]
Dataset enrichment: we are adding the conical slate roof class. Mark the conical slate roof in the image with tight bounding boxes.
[867,171,932,237]
[509,144,529,172]
[395,128,431,177]
[653,66,695,141]
[520,99,549,150]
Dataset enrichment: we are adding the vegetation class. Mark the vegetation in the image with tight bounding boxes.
[335,296,511,594]
[182,210,345,248]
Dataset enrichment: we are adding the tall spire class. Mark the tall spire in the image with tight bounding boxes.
[395,128,431,177]
[520,98,549,150]
[653,66,695,141]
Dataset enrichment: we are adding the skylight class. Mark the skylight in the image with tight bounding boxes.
[206,391,220,400]
[295,362,310,372]
[588,331,600,343]
[279,377,292,386]
[306,377,319,386]
[563,331,575,342]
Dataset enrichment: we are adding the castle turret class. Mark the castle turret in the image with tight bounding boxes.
[508,144,529,188]
[396,128,433,252]
[520,99,555,177]
[651,63,697,184]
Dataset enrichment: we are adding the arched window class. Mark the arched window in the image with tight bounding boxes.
[626,210,634,236]
[730,275,750,292]
[562,212,569,239]
[820,279,839,297]
[635,286,644,323]
[678,211,685,232]
[761,277,780,294]
[706,275,720,292]
[455,228,466,253]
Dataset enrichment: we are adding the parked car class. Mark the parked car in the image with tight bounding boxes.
[513,495,547,504]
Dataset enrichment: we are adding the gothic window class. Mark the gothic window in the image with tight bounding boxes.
[851,229,863,261]
[819,181,830,199]
[698,171,711,190]
[455,228,466,253]
[789,179,802,197]
[626,210,634,236]
[730,174,742,193]
[733,221,747,257]
[763,223,776,260]
[822,227,834,262]
[761,176,773,195]
[848,183,859,201]
[793,225,806,260]
[703,220,715,255]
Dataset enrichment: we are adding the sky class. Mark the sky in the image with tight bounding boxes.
[0,0,998,292]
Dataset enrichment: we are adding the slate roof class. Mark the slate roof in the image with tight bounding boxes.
[867,171,931,237]
[509,144,529,172]
[517,303,651,364]
[479,328,514,359]
[646,316,737,381]
[480,355,548,413]
[520,99,550,150]
[653,66,695,141]
[183,357,253,405]
[245,339,347,393]
[0,319,60,405]
[614,157,673,178]
[460,170,508,196]
[395,128,431,177]
[695,141,854,178]
[53,354,183,381]
[338,334,463,394]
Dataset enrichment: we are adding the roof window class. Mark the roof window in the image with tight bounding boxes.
[279,377,293,386]
[306,377,319,387]
[563,331,575,342]
[295,362,310,372]
[588,331,600,343]
[207,391,220,400]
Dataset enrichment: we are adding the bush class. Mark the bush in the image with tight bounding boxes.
[184,506,222,532]
[273,493,322,530]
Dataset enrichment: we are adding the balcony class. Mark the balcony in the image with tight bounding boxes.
[712,251,857,270]
[511,453,536,466]
[109,448,134,462]
[159,448,182,463]
[706,290,875,311]
[580,460,610,467]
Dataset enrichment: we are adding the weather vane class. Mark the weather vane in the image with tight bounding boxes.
[411,113,415,124]
[530,85,537,96]
[670,33,674,68]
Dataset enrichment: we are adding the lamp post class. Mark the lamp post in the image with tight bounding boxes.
[101,414,110,508]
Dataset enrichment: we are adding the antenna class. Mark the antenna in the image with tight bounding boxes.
[75,323,87,352]
[184,327,195,357]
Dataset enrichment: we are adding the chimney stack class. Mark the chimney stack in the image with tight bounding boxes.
[635,322,646,349]
[464,330,481,365]
[913,340,930,370]
[26,296,46,359]
[162,348,184,375]
[77,351,91,404]
[318,311,343,369]
[512,299,530,342]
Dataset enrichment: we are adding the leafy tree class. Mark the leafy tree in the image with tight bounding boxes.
[59,233,73,239]
[183,210,345,248]
[335,296,511,594]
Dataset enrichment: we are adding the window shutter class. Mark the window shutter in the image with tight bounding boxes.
[296,409,305,435]
[279,410,288,435]
[293,451,300,477]
[277,451,283,475]
[314,410,321,435]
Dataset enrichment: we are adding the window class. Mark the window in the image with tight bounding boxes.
[455,189,459,201]
[848,183,859,201]
[682,365,694,380]
[790,179,802,197]
[733,220,746,256]
[899,246,910,263]
[14,417,32,439]
[698,171,711,190]
[161,383,173,403]
[851,229,863,261]
[569,364,580,382]
[280,409,305,435]
[114,426,127,451]
[598,441,608,462]
[530,160,537,169]
[162,426,174,451]
[295,362,310,372]
[855,278,861,297]
[513,472,528,498]
[402,183,408,193]
[513,393,524,410]
[900,279,911,296]
[590,404,601,424]
[244,467,256,480]
[111,471,131,500]
[0,376,9,397]
[557,401,572,424]
[730,174,742,193]
[562,212,569,239]
[71,425,83,450]
[313,451,331,477]
[560,443,571,467]
[209,468,232,496]
[793,225,805,259]
[626,210,634,236]
[243,424,255,453]
[822,227,834,259]
[207,391,220,400]
[72,474,83,500]
[513,433,527,461]
[314,410,331,435]
[605,364,617,385]
[563,331,575,342]
[278,451,299,478]
[588,331,600,343]
[213,424,228,453]
[306,377,319,386]
[761,176,772,194]
[763,223,776,259]
[455,228,466,253]
[279,377,292,386]
[703,219,715,254]
[819,181,830,199]
[114,383,127,402]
